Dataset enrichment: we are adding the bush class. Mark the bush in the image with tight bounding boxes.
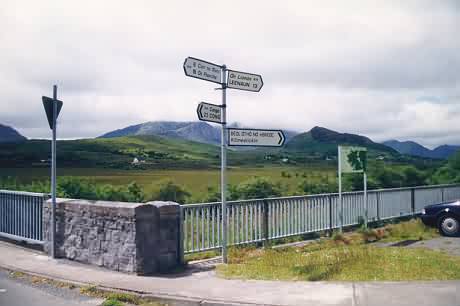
[203,186,221,202]
[0,176,146,202]
[148,180,191,204]
[402,166,427,186]
[229,177,283,200]
[298,178,335,194]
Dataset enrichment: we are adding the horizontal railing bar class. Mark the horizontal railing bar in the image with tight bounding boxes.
[0,232,44,245]
[184,184,460,208]
[0,190,48,197]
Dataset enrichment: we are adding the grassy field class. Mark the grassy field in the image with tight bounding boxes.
[217,220,456,281]
[0,165,336,202]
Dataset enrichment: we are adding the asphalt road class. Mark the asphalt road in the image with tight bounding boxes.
[0,269,102,306]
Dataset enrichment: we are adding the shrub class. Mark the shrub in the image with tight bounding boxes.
[297,179,335,194]
[230,177,283,200]
[203,186,221,202]
[148,180,191,204]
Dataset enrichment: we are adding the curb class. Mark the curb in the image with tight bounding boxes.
[0,263,267,306]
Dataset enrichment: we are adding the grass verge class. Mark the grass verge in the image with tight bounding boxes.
[219,243,460,281]
[218,219,455,282]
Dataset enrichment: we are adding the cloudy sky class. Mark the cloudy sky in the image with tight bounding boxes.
[1,0,459,148]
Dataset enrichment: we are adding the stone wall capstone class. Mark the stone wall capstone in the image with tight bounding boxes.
[43,198,181,275]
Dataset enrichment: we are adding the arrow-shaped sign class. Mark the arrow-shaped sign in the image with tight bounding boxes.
[197,102,223,124]
[227,128,285,147]
[227,70,263,92]
[42,96,63,130]
[183,57,223,84]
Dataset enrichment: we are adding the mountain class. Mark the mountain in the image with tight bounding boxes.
[0,124,26,143]
[285,126,397,157]
[383,140,460,159]
[382,140,433,158]
[100,121,221,145]
[431,145,460,159]
[100,121,299,146]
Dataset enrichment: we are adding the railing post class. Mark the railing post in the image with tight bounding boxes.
[411,188,415,215]
[262,200,269,246]
[179,206,185,265]
[376,191,381,221]
[441,187,445,202]
[328,195,333,236]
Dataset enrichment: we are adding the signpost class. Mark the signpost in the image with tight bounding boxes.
[338,146,368,231]
[227,70,263,92]
[185,56,280,263]
[196,102,223,124]
[227,128,285,147]
[42,85,63,259]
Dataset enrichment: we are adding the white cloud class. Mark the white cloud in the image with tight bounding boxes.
[0,0,459,147]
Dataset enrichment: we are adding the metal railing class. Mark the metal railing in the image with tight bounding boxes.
[0,190,48,244]
[182,184,460,254]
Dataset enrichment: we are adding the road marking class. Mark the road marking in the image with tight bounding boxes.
[0,288,7,293]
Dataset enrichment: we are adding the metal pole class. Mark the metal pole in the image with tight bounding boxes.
[338,146,343,232]
[364,171,368,228]
[51,85,57,258]
[221,65,228,263]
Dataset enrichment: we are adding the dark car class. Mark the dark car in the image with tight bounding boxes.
[421,200,460,236]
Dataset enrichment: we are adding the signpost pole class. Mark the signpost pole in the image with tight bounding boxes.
[364,171,368,228]
[51,85,57,259]
[221,65,228,264]
[338,146,343,232]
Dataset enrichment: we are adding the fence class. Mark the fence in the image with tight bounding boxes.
[0,190,47,244]
[1,184,460,253]
[182,184,460,254]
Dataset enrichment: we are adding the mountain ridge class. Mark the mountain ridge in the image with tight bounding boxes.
[0,124,27,143]
[284,126,398,157]
[100,121,298,145]
[383,139,460,159]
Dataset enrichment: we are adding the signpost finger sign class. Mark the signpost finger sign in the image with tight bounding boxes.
[227,70,263,92]
[183,57,223,84]
[197,102,223,124]
[228,128,285,147]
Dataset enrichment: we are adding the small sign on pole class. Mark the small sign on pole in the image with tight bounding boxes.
[228,128,285,147]
[338,146,368,231]
[196,102,223,124]
[42,97,63,130]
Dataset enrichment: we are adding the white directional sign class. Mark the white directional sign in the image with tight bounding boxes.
[227,70,263,92]
[183,57,222,84]
[197,102,222,124]
[227,128,285,147]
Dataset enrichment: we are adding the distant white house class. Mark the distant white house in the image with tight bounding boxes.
[281,158,289,163]
[132,157,140,165]
[376,155,385,161]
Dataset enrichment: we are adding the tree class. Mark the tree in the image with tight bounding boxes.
[127,182,144,202]
[402,166,426,187]
[374,166,405,188]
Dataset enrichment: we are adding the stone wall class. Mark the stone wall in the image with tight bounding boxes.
[43,199,181,275]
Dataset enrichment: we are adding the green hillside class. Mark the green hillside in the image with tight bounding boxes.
[0,126,429,171]
[284,126,398,159]
[0,135,222,169]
